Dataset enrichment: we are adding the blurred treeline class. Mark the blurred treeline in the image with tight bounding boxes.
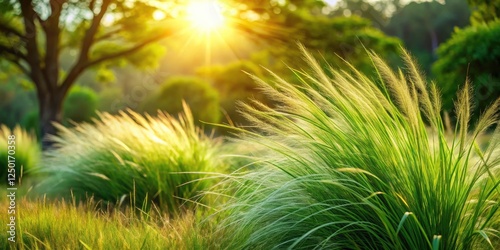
[1,0,497,136]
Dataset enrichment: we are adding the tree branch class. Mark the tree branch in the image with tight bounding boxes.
[77,0,111,63]
[60,29,173,96]
[43,0,67,91]
[19,0,47,94]
[0,22,26,39]
[0,44,27,61]
[59,0,112,97]
[2,56,30,76]
[33,5,47,31]
[89,0,96,12]
[95,27,123,41]
[87,30,173,68]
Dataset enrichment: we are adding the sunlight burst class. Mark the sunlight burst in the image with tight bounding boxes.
[186,0,225,32]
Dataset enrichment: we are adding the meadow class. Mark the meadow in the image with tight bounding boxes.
[1,48,499,250]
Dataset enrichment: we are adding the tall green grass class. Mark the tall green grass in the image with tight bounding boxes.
[0,125,40,184]
[0,197,220,249]
[219,46,500,249]
[38,104,226,216]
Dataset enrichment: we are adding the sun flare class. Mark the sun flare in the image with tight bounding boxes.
[186,0,225,32]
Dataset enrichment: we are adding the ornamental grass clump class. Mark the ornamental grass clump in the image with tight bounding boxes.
[0,125,40,183]
[38,104,225,216]
[220,46,500,249]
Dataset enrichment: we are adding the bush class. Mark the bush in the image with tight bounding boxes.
[141,76,220,125]
[384,0,470,74]
[197,60,268,126]
[63,85,99,124]
[0,79,37,129]
[38,105,226,216]
[433,21,500,122]
[0,125,40,183]
[20,85,99,136]
[20,110,40,138]
[97,87,125,114]
[219,46,500,249]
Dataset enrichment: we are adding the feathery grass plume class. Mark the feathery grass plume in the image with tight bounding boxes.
[0,125,40,184]
[219,46,500,249]
[37,104,226,216]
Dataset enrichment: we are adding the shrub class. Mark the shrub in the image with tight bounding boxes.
[38,104,226,216]
[20,85,99,136]
[0,78,38,129]
[63,85,99,124]
[97,87,125,114]
[0,125,40,183]
[197,60,269,127]
[141,76,220,125]
[219,46,500,249]
[20,110,40,138]
[432,21,500,122]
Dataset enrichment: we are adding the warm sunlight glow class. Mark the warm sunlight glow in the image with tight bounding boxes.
[153,10,166,20]
[186,0,225,32]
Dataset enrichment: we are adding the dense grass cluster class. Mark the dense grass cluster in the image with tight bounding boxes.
[38,104,225,215]
[0,125,40,183]
[219,46,500,249]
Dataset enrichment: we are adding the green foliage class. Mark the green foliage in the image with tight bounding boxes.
[219,47,500,249]
[229,0,400,78]
[329,0,392,28]
[38,106,226,216]
[0,61,37,128]
[22,85,100,133]
[260,15,401,78]
[95,66,117,83]
[0,1,174,144]
[141,76,220,124]
[127,43,166,70]
[63,85,99,124]
[468,0,500,24]
[197,60,267,126]
[21,110,40,138]
[0,125,40,183]
[433,21,500,119]
[308,16,401,74]
[385,0,470,74]
[97,87,125,114]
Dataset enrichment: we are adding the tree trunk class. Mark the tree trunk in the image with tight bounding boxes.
[39,91,64,150]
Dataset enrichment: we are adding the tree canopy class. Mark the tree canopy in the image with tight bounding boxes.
[468,0,500,24]
[385,0,470,73]
[0,0,404,146]
[0,0,180,147]
[433,20,500,120]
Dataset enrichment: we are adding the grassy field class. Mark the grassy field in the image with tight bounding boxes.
[0,195,221,249]
[0,48,498,249]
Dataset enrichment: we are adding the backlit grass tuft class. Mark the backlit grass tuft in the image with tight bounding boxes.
[37,104,226,216]
[0,125,40,184]
[219,46,500,249]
